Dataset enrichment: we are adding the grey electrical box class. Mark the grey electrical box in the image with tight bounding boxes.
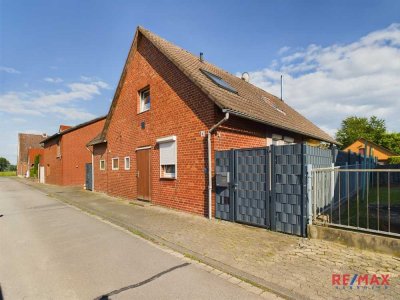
[216,171,230,187]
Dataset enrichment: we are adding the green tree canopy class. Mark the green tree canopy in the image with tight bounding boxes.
[380,132,400,155]
[0,157,11,172]
[335,116,386,149]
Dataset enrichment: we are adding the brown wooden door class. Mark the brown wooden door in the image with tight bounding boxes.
[136,149,151,200]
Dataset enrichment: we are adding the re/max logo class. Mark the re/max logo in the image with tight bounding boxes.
[332,274,390,288]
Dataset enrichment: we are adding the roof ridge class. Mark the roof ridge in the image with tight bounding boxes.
[138,26,267,94]
[42,115,107,144]
[98,26,336,144]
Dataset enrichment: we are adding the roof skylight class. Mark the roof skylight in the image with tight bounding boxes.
[200,69,238,94]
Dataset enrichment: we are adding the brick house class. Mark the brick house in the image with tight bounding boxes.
[42,116,106,186]
[17,133,47,176]
[87,27,335,217]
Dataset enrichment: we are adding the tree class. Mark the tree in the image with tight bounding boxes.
[335,116,386,149]
[0,157,11,171]
[380,132,400,155]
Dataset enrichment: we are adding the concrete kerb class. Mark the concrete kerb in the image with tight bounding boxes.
[13,178,304,300]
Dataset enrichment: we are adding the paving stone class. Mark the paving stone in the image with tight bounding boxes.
[227,276,242,285]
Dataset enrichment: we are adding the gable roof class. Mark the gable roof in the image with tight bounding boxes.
[346,138,397,156]
[41,115,106,144]
[97,26,336,144]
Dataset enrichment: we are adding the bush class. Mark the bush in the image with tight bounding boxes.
[388,156,400,164]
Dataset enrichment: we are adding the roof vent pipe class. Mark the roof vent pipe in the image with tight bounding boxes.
[200,52,204,62]
[241,72,250,82]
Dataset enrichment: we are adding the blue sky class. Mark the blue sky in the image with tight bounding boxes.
[1,0,399,164]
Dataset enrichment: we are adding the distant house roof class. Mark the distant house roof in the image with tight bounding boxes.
[59,125,72,132]
[41,115,107,144]
[97,26,337,144]
[345,138,397,157]
[18,133,46,163]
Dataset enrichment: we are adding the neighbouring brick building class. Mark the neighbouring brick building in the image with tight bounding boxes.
[87,27,336,217]
[17,133,47,176]
[42,116,106,186]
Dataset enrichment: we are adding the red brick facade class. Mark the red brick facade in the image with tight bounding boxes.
[92,35,307,217]
[17,133,46,176]
[43,118,105,186]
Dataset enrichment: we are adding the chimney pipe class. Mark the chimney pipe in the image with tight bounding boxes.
[200,52,204,62]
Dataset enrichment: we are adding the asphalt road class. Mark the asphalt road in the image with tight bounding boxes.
[0,178,263,299]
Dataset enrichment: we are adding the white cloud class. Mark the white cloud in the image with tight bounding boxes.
[247,23,400,136]
[0,66,20,74]
[44,77,63,83]
[0,78,108,120]
[278,46,290,55]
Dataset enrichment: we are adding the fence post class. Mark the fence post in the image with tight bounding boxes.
[307,164,313,224]
[330,163,335,222]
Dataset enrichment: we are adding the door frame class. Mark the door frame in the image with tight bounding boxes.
[135,146,152,201]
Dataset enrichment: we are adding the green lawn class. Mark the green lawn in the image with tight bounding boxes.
[0,171,17,176]
[332,186,400,233]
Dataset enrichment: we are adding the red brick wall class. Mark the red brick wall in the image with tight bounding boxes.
[43,138,63,185]
[43,119,105,186]
[17,133,45,176]
[61,119,105,186]
[94,35,215,215]
[93,35,307,217]
[93,143,108,193]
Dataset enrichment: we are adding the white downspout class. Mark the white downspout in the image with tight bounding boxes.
[208,112,229,220]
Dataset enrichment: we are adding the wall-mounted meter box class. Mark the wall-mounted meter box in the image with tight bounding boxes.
[216,171,230,187]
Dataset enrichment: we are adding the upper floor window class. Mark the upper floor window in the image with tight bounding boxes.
[139,87,150,113]
[56,141,61,158]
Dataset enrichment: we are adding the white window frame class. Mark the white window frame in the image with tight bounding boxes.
[100,159,106,170]
[124,156,130,170]
[112,157,119,170]
[156,135,177,179]
[139,87,150,113]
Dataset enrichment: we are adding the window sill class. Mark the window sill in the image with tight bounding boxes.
[137,109,150,115]
[160,176,176,180]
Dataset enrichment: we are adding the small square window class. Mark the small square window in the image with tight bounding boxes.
[124,157,130,170]
[100,160,105,170]
[139,87,150,112]
[112,158,119,170]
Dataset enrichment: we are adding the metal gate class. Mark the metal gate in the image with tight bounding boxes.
[85,163,93,191]
[216,144,313,237]
[215,147,270,228]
